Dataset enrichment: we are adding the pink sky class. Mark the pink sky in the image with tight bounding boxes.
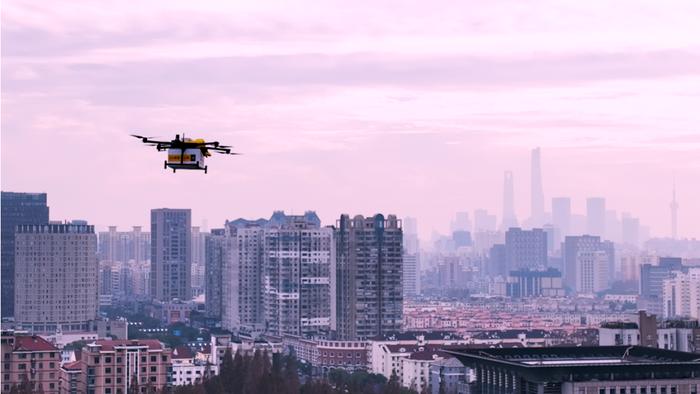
[2,1,700,239]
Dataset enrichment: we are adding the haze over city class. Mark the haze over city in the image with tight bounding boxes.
[3,0,700,239]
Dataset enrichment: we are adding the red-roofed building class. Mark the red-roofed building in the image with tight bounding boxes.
[1,330,61,393]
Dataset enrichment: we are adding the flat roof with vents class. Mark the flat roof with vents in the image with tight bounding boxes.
[446,346,700,383]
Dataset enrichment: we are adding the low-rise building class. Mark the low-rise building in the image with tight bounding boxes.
[401,350,448,392]
[0,331,62,393]
[81,339,172,393]
[171,346,212,386]
[450,346,700,393]
[429,357,468,394]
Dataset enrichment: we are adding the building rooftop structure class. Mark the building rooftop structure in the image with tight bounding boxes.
[448,346,700,384]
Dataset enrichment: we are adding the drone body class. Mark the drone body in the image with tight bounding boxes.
[132,134,238,174]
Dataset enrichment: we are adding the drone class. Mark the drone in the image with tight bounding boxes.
[132,133,239,174]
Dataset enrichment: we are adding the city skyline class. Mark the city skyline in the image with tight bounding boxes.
[2,1,700,240]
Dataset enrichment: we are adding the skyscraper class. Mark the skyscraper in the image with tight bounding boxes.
[530,147,545,227]
[501,171,518,230]
[150,209,191,301]
[264,216,332,337]
[205,228,226,319]
[551,197,571,244]
[402,216,420,298]
[1,192,50,318]
[671,183,678,239]
[504,228,548,272]
[586,197,606,237]
[97,226,150,263]
[334,214,403,340]
[562,235,615,293]
[575,250,609,295]
[221,211,331,338]
[14,222,98,333]
[222,225,265,334]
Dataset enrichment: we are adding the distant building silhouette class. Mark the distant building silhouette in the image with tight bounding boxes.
[530,147,545,227]
[474,209,497,232]
[586,197,606,237]
[551,197,571,247]
[562,235,614,293]
[504,227,548,272]
[501,171,518,230]
[1,192,50,318]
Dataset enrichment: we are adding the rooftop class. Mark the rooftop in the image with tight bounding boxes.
[447,346,700,382]
[89,339,165,351]
[10,335,58,352]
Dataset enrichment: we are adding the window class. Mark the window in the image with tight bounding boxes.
[162,356,167,362]
[150,376,157,382]
[106,368,111,373]
[117,357,122,363]
[18,364,26,370]
[151,356,157,362]
[105,357,112,363]
[117,368,122,373]
[94,357,100,364]
[105,378,111,384]
[150,366,157,372]
[141,356,146,362]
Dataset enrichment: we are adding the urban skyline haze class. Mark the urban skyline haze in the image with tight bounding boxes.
[2,1,699,239]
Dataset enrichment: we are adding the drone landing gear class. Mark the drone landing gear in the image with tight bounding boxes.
[164,161,167,169]
[204,166,208,174]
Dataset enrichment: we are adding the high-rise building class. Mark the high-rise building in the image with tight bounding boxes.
[334,214,403,340]
[402,216,421,298]
[205,228,226,319]
[575,250,608,294]
[586,197,606,237]
[402,253,420,298]
[1,192,50,318]
[640,257,683,300]
[530,147,545,227]
[504,228,547,272]
[488,244,507,277]
[501,171,518,230]
[222,225,265,334]
[14,222,98,333]
[98,226,150,263]
[190,226,206,296]
[551,197,571,245]
[662,267,700,319]
[264,216,332,337]
[150,209,191,302]
[621,214,640,247]
[562,235,614,293]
